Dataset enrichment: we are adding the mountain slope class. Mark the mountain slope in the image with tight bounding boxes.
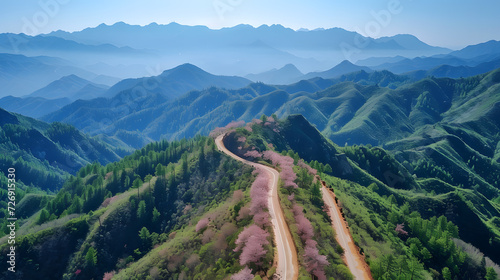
[0,108,126,191]
[0,53,98,97]
[302,60,372,80]
[28,74,109,100]
[103,63,251,99]
[1,115,499,279]
[0,95,71,118]
[245,63,304,85]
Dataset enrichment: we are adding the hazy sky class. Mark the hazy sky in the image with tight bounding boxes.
[0,0,498,49]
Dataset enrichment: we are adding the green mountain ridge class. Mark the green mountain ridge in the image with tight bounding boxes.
[3,115,499,279]
[0,107,128,191]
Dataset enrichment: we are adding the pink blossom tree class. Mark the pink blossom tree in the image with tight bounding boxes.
[234,225,270,266]
[303,239,329,280]
[103,271,115,280]
[234,225,269,252]
[298,160,318,176]
[244,150,262,158]
[231,266,254,280]
[195,218,209,232]
[262,150,298,188]
[293,205,314,241]
[395,223,408,236]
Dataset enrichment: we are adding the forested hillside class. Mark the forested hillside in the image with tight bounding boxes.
[2,115,498,279]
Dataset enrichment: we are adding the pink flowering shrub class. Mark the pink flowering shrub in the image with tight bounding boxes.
[262,150,298,188]
[249,171,271,226]
[103,271,115,280]
[209,120,246,137]
[298,160,318,176]
[244,124,253,132]
[195,218,209,232]
[293,205,314,241]
[234,225,270,265]
[291,204,329,279]
[244,150,262,158]
[395,223,408,235]
[101,196,118,208]
[237,136,247,143]
[231,266,254,280]
[304,239,329,280]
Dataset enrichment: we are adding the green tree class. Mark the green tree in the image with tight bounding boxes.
[139,226,152,250]
[152,207,160,223]
[486,267,498,280]
[137,200,147,220]
[133,177,143,198]
[38,209,50,224]
[85,247,98,266]
[407,257,425,280]
[442,267,452,280]
[145,174,153,192]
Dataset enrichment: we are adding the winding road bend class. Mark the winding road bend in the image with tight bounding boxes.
[321,181,373,280]
[216,134,298,280]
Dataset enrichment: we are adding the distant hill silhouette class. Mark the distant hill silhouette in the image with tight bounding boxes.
[28,74,109,100]
[245,64,303,84]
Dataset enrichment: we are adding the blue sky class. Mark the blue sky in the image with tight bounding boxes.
[0,0,498,49]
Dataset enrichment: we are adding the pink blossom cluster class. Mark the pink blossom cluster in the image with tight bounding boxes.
[103,271,115,280]
[251,119,263,124]
[262,150,298,188]
[298,160,318,176]
[234,224,270,266]
[292,204,329,279]
[243,150,262,158]
[304,239,329,280]
[395,223,408,236]
[195,218,209,232]
[209,120,246,137]
[244,123,253,132]
[237,136,247,143]
[231,266,254,280]
[250,171,270,226]
[292,205,314,241]
[101,195,118,208]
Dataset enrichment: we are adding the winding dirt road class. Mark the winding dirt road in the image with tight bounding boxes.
[321,182,373,280]
[216,135,298,280]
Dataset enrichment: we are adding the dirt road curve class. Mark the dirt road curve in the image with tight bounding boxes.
[216,135,298,280]
[321,182,373,280]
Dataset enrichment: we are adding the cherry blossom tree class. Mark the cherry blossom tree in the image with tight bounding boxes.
[234,225,270,266]
[244,150,262,158]
[303,239,329,280]
[195,218,209,232]
[395,223,408,236]
[231,266,254,280]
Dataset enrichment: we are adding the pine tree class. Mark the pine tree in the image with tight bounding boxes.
[85,247,98,267]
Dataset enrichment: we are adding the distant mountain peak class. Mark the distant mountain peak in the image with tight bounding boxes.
[161,63,205,76]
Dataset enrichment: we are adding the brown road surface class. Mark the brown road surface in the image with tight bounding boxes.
[321,181,373,280]
[216,134,298,280]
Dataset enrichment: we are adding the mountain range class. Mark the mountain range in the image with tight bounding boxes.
[1,21,500,280]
